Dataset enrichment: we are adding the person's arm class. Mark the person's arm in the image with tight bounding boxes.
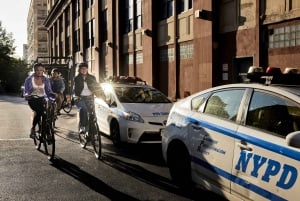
[44,77,54,97]
[24,76,32,97]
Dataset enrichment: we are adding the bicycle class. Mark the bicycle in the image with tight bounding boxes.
[77,97,102,160]
[61,94,72,113]
[28,95,56,161]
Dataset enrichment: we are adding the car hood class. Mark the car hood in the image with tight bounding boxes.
[122,103,173,117]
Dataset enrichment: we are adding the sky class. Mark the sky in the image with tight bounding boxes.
[0,0,31,57]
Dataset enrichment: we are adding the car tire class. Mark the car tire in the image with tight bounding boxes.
[110,120,121,147]
[167,141,192,189]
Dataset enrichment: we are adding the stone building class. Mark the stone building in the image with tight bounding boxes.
[38,0,300,100]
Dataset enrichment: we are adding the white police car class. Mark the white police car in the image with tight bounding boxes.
[95,76,173,146]
[162,72,300,201]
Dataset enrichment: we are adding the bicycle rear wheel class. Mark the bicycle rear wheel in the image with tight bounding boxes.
[91,122,102,159]
[62,100,72,113]
[44,123,55,160]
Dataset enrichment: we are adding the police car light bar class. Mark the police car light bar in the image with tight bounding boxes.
[243,73,300,85]
[106,76,147,85]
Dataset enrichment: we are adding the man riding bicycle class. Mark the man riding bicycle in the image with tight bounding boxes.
[23,63,55,138]
[73,62,102,134]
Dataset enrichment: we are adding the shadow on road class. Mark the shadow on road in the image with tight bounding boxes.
[101,153,226,201]
[51,157,139,201]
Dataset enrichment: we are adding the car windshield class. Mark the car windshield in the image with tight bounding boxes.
[114,86,171,103]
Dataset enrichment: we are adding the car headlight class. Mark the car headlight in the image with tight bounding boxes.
[123,111,144,123]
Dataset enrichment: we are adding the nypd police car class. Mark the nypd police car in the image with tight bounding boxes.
[161,71,300,201]
[95,76,173,146]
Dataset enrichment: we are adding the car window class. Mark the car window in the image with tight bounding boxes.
[191,92,210,111]
[246,90,300,137]
[114,87,171,103]
[204,89,245,121]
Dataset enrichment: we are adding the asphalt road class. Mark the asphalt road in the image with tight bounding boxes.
[0,94,226,201]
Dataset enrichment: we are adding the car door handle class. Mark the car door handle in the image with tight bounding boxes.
[237,142,252,151]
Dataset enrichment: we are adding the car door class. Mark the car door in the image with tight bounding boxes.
[95,85,113,135]
[232,89,300,201]
[188,88,246,194]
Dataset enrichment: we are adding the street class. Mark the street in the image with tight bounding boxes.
[0,94,226,201]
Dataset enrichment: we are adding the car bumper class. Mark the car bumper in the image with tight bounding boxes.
[119,119,166,143]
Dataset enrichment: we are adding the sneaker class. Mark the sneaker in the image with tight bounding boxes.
[79,127,86,134]
[30,128,36,139]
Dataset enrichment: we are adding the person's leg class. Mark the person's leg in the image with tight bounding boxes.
[56,92,63,114]
[28,98,44,137]
[76,99,88,132]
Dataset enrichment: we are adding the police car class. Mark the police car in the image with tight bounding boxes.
[161,69,300,201]
[94,76,173,146]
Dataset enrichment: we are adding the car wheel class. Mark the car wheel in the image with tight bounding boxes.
[167,141,192,188]
[110,120,121,147]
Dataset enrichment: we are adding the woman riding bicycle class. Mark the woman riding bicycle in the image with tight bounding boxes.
[24,63,55,138]
[73,62,102,134]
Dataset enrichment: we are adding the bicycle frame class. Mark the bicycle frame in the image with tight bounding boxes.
[78,97,102,159]
[32,96,56,161]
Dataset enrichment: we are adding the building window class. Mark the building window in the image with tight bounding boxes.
[269,24,300,49]
[160,0,174,20]
[65,7,70,26]
[74,29,80,52]
[74,0,80,19]
[125,0,134,33]
[101,9,108,42]
[178,0,192,14]
[135,0,142,29]
[84,0,94,9]
[85,19,95,48]
[124,0,142,33]
[65,36,70,56]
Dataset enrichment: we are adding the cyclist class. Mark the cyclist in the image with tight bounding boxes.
[50,68,65,115]
[73,62,102,134]
[24,63,55,138]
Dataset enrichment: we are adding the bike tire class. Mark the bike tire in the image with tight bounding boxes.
[62,100,72,113]
[91,122,102,159]
[79,126,88,148]
[44,123,55,161]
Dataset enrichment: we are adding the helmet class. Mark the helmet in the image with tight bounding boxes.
[51,68,59,74]
[33,62,44,71]
[78,62,88,69]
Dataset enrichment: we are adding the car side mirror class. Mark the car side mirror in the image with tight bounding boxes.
[286,131,300,149]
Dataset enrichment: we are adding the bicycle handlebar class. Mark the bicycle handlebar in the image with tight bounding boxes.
[25,93,56,102]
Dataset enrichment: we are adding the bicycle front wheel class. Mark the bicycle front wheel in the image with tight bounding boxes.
[79,126,87,148]
[62,100,72,113]
[44,123,55,161]
[91,122,102,159]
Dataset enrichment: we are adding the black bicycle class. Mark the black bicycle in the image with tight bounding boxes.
[30,95,56,161]
[61,95,72,113]
[78,98,102,160]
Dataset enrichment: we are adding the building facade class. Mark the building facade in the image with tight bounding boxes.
[39,0,300,100]
[27,0,49,64]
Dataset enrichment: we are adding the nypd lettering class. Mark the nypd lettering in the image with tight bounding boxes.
[235,151,298,189]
